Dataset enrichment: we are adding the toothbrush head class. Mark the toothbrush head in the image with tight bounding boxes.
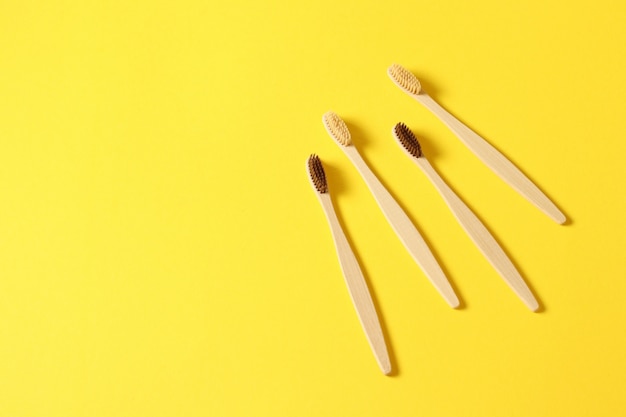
[322,111,352,147]
[388,64,422,95]
[306,154,328,194]
[392,122,423,158]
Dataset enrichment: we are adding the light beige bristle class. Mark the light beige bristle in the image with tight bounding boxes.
[388,64,421,95]
[322,111,352,146]
[307,154,328,194]
[393,123,423,158]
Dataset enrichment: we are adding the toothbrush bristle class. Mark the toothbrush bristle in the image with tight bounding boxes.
[393,123,423,158]
[388,64,422,95]
[307,154,328,194]
[322,111,352,146]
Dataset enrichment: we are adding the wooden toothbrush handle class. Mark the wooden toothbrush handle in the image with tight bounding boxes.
[344,147,459,308]
[319,194,391,375]
[416,93,566,224]
[416,158,539,311]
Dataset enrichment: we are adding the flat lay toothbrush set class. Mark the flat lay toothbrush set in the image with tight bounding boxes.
[306,64,566,375]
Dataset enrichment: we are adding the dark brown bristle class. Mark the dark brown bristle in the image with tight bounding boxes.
[307,154,328,194]
[393,123,423,158]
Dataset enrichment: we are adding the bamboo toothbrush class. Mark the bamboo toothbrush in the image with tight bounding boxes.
[322,112,459,308]
[387,64,566,224]
[306,154,391,375]
[392,123,539,311]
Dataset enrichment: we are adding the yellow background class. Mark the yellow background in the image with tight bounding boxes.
[1,0,625,415]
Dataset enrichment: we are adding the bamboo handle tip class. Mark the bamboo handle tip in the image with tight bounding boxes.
[446,295,461,309]
[527,299,540,312]
[376,356,392,375]
[554,213,567,225]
